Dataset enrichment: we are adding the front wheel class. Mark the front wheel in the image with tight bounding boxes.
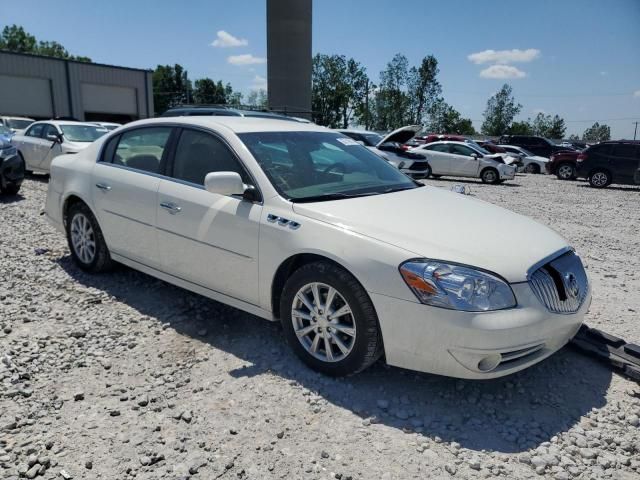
[0,182,20,195]
[524,163,540,174]
[589,170,610,188]
[480,168,500,184]
[280,262,383,376]
[66,202,113,272]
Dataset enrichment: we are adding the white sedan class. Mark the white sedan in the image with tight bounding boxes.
[45,117,590,379]
[498,145,549,174]
[411,141,517,184]
[12,120,108,174]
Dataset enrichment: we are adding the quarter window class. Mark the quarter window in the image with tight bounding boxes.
[26,124,44,138]
[612,144,636,158]
[172,129,248,185]
[113,127,172,174]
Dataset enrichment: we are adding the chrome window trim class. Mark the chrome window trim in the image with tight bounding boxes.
[95,122,264,205]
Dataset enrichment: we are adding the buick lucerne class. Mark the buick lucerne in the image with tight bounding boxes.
[45,117,591,378]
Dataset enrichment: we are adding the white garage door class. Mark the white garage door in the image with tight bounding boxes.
[0,75,53,117]
[81,83,138,115]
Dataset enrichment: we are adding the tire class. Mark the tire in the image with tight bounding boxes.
[431,174,441,179]
[280,261,384,376]
[556,163,575,180]
[66,202,113,272]
[423,164,432,178]
[480,168,500,184]
[1,183,21,195]
[524,163,540,174]
[588,169,611,188]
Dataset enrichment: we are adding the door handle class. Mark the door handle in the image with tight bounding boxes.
[95,183,112,191]
[160,201,182,214]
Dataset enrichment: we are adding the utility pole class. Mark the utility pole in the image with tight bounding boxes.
[633,121,638,140]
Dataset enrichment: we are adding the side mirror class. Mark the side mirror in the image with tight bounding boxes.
[204,171,245,196]
[47,133,61,143]
[470,153,479,159]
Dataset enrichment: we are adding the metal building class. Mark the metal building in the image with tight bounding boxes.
[0,50,153,123]
[267,0,312,118]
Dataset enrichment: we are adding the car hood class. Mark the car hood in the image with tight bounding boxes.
[292,186,568,283]
[486,153,517,165]
[527,155,549,163]
[377,125,422,147]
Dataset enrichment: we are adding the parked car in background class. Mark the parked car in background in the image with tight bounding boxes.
[0,116,35,135]
[561,140,588,151]
[499,145,549,174]
[415,133,466,145]
[93,122,122,131]
[338,126,432,178]
[45,116,590,379]
[12,121,109,174]
[411,141,516,184]
[476,140,507,154]
[499,135,574,158]
[575,140,640,188]
[0,127,24,195]
[546,150,580,180]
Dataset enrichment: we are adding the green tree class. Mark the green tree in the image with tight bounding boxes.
[373,53,411,130]
[407,56,441,125]
[152,64,191,115]
[529,112,567,139]
[548,115,567,139]
[509,120,534,135]
[582,122,611,143]
[311,54,370,128]
[568,133,580,141]
[247,89,268,108]
[192,78,227,104]
[0,24,91,62]
[0,25,37,53]
[426,99,475,134]
[481,84,522,136]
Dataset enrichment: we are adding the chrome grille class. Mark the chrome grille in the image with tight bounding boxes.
[529,251,588,314]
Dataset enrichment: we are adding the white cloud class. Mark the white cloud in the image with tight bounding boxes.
[468,48,541,64]
[227,54,267,66]
[633,90,640,98]
[211,30,248,48]
[479,65,527,79]
[251,75,268,90]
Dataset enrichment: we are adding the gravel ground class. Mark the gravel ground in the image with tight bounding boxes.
[1,174,639,480]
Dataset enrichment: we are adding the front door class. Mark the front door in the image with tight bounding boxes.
[448,144,481,177]
[423,144,453,174]
[91,126,174,266]
[156,127,262,305]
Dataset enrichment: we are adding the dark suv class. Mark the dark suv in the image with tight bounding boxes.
[576,141,640,188]
[499,135,572,158]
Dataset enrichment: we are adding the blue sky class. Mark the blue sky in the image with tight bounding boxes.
[3,0,640,138]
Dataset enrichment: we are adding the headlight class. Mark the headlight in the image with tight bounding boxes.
[399,260,516,311]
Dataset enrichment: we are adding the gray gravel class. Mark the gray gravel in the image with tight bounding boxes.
[1,174,639,479]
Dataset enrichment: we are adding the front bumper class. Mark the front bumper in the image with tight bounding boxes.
[371,282,591,379]
[0,152,24,189]
[498,166,516,180]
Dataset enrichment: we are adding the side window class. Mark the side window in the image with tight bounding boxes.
[114,127,172,174]
[43,124,59,141]
[612,144,636,158]
[172,129,248,186]
[100,134,120,164]
[450,144,474,156]
[426,144,449,153]
[26,124,44,138]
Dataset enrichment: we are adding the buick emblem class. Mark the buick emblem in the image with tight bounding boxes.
[565,272,580,299]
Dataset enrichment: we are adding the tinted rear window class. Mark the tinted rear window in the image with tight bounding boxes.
[612,144,637,158]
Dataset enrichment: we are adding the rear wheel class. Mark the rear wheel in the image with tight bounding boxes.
[556,163,575,180]
[0,183,21,195]
[66,202,113,272]
[280,261,383,376]
[431,174,441,179]
[480,168,500,184]
[589,170,610,188]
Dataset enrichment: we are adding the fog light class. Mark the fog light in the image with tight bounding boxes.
[477,354,502,372]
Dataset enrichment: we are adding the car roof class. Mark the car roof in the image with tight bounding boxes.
[2,116,34,120]
[338,129,379,134]
[123,116,329,134]
[31,120,104,127]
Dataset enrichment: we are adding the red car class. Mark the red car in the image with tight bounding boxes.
[546,150,579,179]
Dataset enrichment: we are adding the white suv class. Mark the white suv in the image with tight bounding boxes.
[45,117,590,378]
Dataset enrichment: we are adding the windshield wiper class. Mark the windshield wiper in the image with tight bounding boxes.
[381,185,421,194]
[291,192,378,203]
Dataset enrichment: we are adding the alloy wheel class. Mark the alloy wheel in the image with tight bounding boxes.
[483,170,497,183]
[591,172,609,187]
[558,165,574,179]
[70,213,96,264]
[291,282,356,362]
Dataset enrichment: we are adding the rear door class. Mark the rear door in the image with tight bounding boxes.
[448,144,481,177]
[92,126,174,267]
[17,123,46,170]
[609,144,639,184]
[421,143,453,174]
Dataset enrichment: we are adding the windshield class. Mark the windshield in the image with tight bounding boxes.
[7,119,33,130]
[60,124,109,142]
[519,147,535,156]
[464,140,491,155]
[361,133,383,146]
[239,131,418,202]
